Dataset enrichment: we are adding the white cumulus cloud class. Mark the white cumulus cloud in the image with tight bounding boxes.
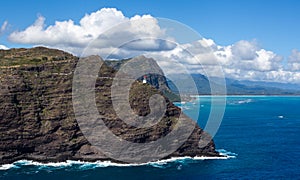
[0,44,8,50]
[8,8,173,57]
[6,8,300,83]
[231,40,259,60]
[145,38,297,83]
[287,49,300,71]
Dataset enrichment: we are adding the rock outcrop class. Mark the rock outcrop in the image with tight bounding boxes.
[105,56,181,102]
[0,47,219,165]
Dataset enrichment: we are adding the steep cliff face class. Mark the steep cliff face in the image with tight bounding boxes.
[0,47,219,165]
[105,56,181,102]
[105,56,170,91]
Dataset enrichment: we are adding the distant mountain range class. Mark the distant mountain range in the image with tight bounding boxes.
[233,79,300,91]
[168,74,300,95]
[106,57,300,96]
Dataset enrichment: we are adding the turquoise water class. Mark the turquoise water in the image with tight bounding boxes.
[1,96,300,179]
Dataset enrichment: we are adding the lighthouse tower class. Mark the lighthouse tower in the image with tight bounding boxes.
[142,75,147,84]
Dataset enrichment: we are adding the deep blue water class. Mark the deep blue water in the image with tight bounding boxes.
[1,96,300,179]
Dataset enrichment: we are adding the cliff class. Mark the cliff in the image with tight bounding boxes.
[105,56,181,102]
[0,47,219,165]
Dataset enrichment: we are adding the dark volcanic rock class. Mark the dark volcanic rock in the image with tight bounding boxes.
[105,56,181,102]
[0,47,219,165]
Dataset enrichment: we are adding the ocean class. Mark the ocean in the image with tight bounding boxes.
[1,96,300,179]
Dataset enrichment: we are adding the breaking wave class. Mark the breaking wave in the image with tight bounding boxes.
[0,149,237,171]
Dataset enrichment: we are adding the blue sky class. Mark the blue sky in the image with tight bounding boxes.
[1,0,300,83]
[1,0,300,56]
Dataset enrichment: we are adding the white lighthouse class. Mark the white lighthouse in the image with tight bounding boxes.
[142,75,147,84]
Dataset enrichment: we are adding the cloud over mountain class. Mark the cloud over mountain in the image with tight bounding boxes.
[0,45,8,50]
[7,8,300,83]
[146,38,300,83]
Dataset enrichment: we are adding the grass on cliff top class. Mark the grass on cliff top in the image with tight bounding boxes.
[0,47,74,67]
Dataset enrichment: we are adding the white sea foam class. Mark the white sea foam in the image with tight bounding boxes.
[228,98,253,105]
[0,149,237,170]
[216,149,238,158]
[237,99,253,104]
[0,164,18,170]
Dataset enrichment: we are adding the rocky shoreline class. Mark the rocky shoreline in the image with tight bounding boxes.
[0,47,220,165]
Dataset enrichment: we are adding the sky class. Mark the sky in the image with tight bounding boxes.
[1,0,300,83]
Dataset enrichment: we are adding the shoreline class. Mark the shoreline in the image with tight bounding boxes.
[0,155,235,171]
[0,151,236,170]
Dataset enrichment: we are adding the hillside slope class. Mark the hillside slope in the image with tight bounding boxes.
[0,47,219,164]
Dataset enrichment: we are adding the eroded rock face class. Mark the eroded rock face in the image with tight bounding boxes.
[0,47,219,165]
[105,56,180,102]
